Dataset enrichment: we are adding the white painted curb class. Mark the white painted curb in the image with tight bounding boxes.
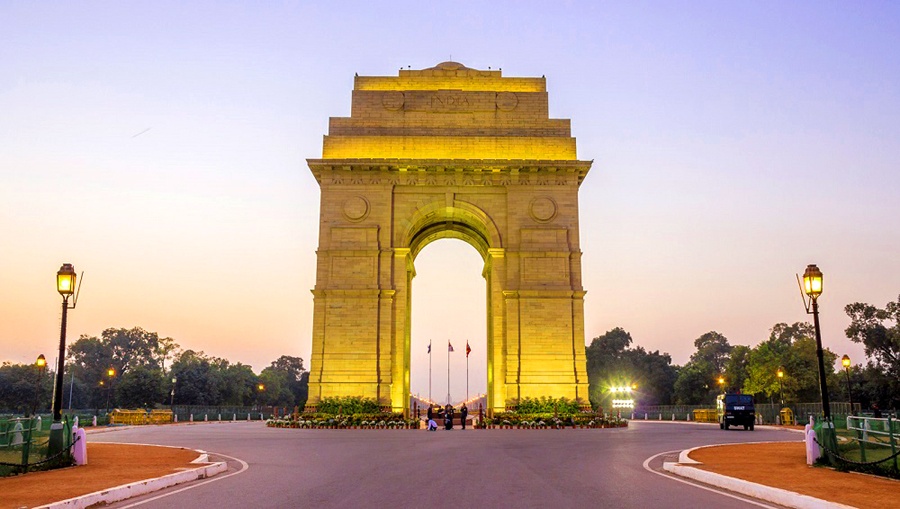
[35,450,227,509]
[664,444,857,509]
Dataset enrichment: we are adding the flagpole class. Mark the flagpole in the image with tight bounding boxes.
[466,342,469,401]
[429,340,432,402]
[447,340,451,405]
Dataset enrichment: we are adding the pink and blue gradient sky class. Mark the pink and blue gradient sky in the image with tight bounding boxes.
[2,2,898,403]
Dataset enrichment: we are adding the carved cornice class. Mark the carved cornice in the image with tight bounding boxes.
[307,158,592,187]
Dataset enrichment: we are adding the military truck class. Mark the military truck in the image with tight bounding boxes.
[717,393,755,430]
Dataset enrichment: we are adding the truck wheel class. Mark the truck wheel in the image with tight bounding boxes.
[720,421,724,429]
[744,424,749,430]
[750,424,754,431]
[724,422,729,430]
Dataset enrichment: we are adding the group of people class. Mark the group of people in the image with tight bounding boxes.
[425,403,468,431]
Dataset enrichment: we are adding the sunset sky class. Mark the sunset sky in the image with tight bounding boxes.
[2,1,898,403]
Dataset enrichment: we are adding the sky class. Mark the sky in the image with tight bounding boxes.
[2,1,899,403]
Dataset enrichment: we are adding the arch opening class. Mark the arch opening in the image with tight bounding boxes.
[408,238,487,409]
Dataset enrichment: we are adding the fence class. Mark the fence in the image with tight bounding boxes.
[0,416,74,476]
[633,402,861,424]
[846,415,900,469]
[172,405,274,422]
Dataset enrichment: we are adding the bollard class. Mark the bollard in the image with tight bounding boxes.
[204,414,208,421]
[92,415,97,427]
[11,421,24,446]
[190,414,194,422]
[644,413,648,420]
[218,414,221,421]
[73,416,79,428]
[233,413,236,421]
[259,412,263,420]
[671,413,675,421]
[73,427,88,465]
[37,416,42,430]
[805,428,820,465]
[687,413,691,421]
[247,413,250,421]
[174,414,178,423]
[631,412,635,420]
[658,413,662,421]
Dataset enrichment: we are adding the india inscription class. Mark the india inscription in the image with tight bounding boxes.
[306,61,593,415]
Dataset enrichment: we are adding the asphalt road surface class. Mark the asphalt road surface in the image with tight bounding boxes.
[90,421,802,509]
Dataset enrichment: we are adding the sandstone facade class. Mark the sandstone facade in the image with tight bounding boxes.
[307,61,593,414]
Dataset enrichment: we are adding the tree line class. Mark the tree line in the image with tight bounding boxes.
[0,327,308,414]
[2,294,897,414]
[588,295,900,411]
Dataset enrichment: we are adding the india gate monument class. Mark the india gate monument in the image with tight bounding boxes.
[306,61,592,416]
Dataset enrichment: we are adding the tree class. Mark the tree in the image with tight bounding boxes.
[67,327,169,408]
[170,350,223,406]
[690,331,733,374]
[724,345,751,392]
[845,296,900,380]
[673,331,734,405]
[673,362,713,405]
[0,362,52,415]
[586,328,676,408]
[117,366,166,408]
[263,356,309,408]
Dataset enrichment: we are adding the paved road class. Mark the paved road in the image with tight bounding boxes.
[90,421,801,509]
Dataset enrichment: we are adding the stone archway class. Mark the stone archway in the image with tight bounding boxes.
[306,62,592,415]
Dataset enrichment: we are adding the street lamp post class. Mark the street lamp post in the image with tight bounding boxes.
[800,263,837,454]
[257,383,265,414]
[105,367,116,415]
[776,367,785,408]
[717,376,725,392]
[170,376,177,416]
[33,354,47,416]
[841,355,854,415]
[50,263,79,454]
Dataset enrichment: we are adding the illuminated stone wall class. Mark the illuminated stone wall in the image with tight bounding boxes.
[307,61,592,414]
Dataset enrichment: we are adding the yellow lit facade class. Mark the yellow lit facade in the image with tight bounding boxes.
[306,61,593,415]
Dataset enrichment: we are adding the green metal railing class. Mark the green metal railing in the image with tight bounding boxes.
[846,415,900,470]
[0,416,73,476]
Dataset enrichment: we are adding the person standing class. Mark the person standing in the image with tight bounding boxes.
[427,404,434,423]
[444,404,454,430]
[460,404,468,430]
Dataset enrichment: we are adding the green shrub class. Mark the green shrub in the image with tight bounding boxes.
[315,396,381,415]
[507,396,585,414]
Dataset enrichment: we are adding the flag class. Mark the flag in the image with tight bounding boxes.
[427,341,431,354]
[448,341,454,352]
[466,341,471,357]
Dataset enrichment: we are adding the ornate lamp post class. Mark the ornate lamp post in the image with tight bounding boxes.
[800,264,837,453]
[33,354,47,416]
[776,367,785,408]
[50,263,79,454]
[841,355,854,415]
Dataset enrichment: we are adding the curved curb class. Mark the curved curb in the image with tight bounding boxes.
[663,444,856,509]
[34,447,227,509]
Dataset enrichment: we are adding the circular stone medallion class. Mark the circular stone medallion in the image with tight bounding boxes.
[382,91,405,111]
[496,92,518,111]
[529,196,557,223]
[342,196,370,222]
